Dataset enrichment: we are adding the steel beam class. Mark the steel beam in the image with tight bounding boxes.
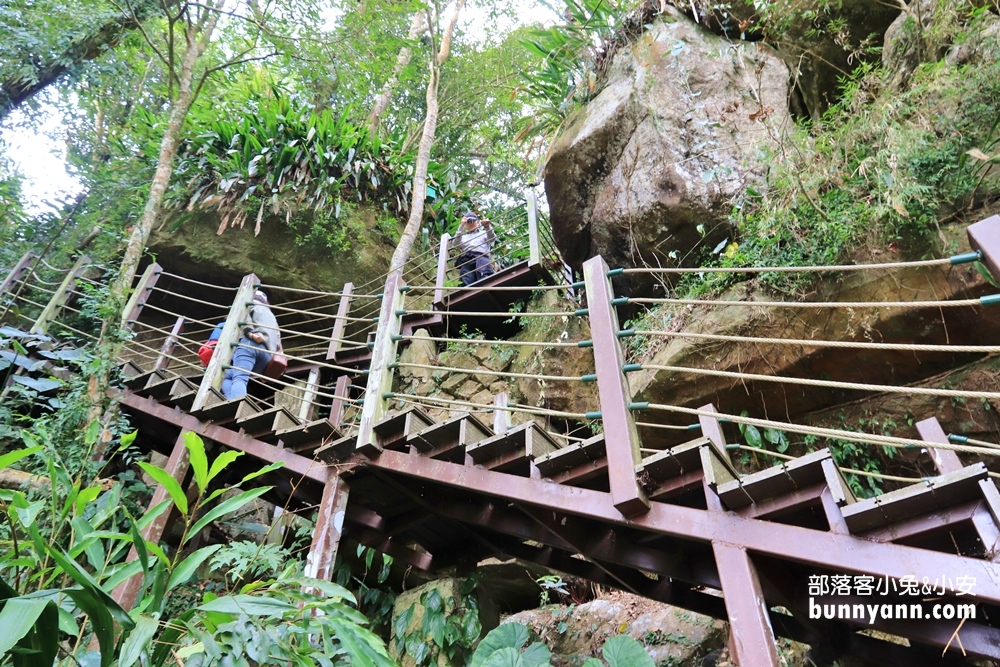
[304,471,349,581]
[30,255,91,334]
[713,543,780,666]
[329,375,352,429]
[967,214,1000,282]
[361,449,1000,605]
[113,431,190,610]
[582,255,648,517]
[0,252,35,296]
[917,417,965,474]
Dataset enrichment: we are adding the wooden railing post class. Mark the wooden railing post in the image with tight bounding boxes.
[330,375,352,429]
[192,273,258,410]
[526,191,541,268]
[154,316,185,370]
[298,367,320,421]
[327,282,353,360]
[493,392,509,435]
[0,252,35,297]
[583,255,649,517]
[30,255,91,335]
[433,234,451,307]
[120,262,162,330]
[355,273,405,456]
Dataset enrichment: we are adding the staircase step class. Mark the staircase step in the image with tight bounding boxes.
[843,463,989,534]
[535,435,606,477]
[192,394,252,422]
[717,449,854,511]
[466,423,559,475]
[408,413,492,460]
[237,406,295,436]
[120,360,144,378]
[137,375,184,400]
[373,407,434,451]
[638,437,710,481]
[316,433,358,463]
[123,369,162,390]
[276,418,342,453]
[162,378,198,410]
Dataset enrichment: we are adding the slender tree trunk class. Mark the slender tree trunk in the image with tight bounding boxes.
[389,0,465,275]
[366,12,427,137]
[86,11,220,430]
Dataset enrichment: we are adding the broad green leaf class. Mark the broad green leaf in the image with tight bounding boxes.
[84,420,101,445]
[187,486,272,537]
[13,499,44,529]
[71,516,106,571]
[75,484,103,516]
[602,635,655,667]
[118,614,159,667]
[0,446,42,471]
[469,623,530,667]
[137,500,172,531]
[238,461,285,485]
[581,659,604,667]
[137,463,188,515]
[129,520,149,574]
[296,577,356,604]
[743,424,762,449]
[167,544,223,591]
[0,598,55,655]
[41,544,133,628]
[57,607,79,635]
[521,642,552,667]
[482,647,526,667]
[197,594,295,617]
[183,431,209,493]
[64,588,117,667]
[119,430,138,450]
[102,560,144,591]
[206,450,242,484]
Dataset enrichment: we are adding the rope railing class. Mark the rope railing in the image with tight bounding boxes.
[732,445,928,484]
[946,433,1000,451]
[634,362,1000,401]
[616,253,977,276]
[48,320,98,341]
[26,284,58,296]
[28,272,65,287]
[256,282,380,299]
[230,340,371,376]
[631,329,1000,353]
[635,420,700,432]
[122,339,203,373]
[393,362,595,383]
[220,361,365,406]
[129,320,207,358]
[624,296,991,309]
[397,334,582,348]
[406,283,575,293]
[637,403,1000,457]
[149,285,231,310]
[383,391,599,421]
[159,271,237,291]
[37,257,70,273]
[403,309,581,318]
[137,303,228,331]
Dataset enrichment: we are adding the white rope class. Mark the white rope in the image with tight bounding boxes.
[620,257,953,275]
[395,361,592,383]
[630,296,984,309]
[633,329,1000,353]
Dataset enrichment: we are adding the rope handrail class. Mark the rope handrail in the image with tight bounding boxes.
[636,362,1000,401]
[233,320,363,348]
[37,258,70,273]
[406,283,574,293]
[635,420,699,432]
[137,303,225,331]
[159,271,238,291]
[29,272,66,287]
[26,283,58,296]
[946,434,1000,451]
[732,445,927,483]
[49,320,98,341]
[19,297,48,309]
[385,392,597,420]
[398,334,581,348]
[394,361,594,383]
[640,403,1000,457]
[122,339,202,372]
[617,254,973,276]
[632,329,1000,353]
[231,340,370,376]
[257,282,381,299]
[220,360,364,405]
[627,296,989,309]
[403,309,580,318]
[149,285,231,310]
[129,320,210,357]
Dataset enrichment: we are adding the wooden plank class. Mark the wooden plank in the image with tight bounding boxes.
[316,433,359,463]
[536,435,606,477]
[966,214,1000,283]
[326,282,353,360]
[120,261,160,330]
[0,252,34,296]
[916,417,965,474]
[700,445,739,492]
[356,273,405,456]
[842,464,988,533]
[526,190,541,268]
[373,406,434,451]
[154,316,184,370]
[276,418,341,450]
[304,472,350,583]
[712,543,780,667]
[433,235,450,307]
[193,272,257,410]
[639,437,709,481]
[718,449,832,510]
[237,405,294,435]
[30,255,92,335]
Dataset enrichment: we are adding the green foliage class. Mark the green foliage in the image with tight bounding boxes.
[472,623,655,667]
[0,430,396,666]
[395,577,482,667]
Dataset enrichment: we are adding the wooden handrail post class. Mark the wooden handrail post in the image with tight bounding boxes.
[30,255,92,335]
[304,471,350,582]
[154,316,185,370]
[330,375,352,429]
[120,262,162,330]
[527,190,541,268]
[433,233,451,307]
[0,252,35,297]
[583,255,649,517]
[493,392,509,435]
[192,272,258,410]
[298,367,320,421]
[355,272,405,456]
[327,282,353,361]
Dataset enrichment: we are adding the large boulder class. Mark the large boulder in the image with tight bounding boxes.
[544,7,790,285]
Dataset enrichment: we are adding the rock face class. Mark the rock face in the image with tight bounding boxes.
[505,591,725,667]
[544,7,790,284]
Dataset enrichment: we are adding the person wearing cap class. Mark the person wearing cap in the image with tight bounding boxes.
[222,290,281,400]
[450,212,497,286]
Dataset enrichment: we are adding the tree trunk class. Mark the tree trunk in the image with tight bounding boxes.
[0,0,172,121]
[86,11,220,431]
[366,12,427,137]
[389,0,465,275]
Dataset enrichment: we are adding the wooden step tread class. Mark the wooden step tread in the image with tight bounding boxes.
[373,407,434,450]
[717,449,855,511]
[638,437,710,481]
[466,423,559,472]
[236,405,298,434]
[277,418,342,450]
[535,435,606,477]
[191,393,253,422]
[407,413,492,453]
[843,463,989,533]
[315,433,358,463]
